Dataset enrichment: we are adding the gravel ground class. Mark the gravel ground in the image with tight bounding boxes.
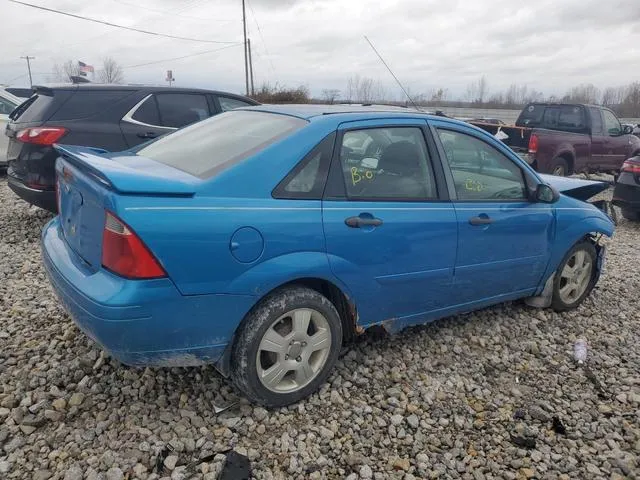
[0,176,639,480]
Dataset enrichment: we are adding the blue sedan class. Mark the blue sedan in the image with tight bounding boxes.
[42,105,614,407]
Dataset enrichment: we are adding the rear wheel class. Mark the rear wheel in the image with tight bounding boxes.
[621,208,640,221]
[551,241,597,311]
[551,157,569,176]
[231,286,342,407]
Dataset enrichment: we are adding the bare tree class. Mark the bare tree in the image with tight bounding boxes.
[321,89,340,104]
[51,60,81,82]
[98,57,124,84]
[477,76,488,104]
[565,83,600,104]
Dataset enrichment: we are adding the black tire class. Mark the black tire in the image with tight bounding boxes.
[551,157,569,176]
[621,208,640,221]
[551,241,598,312]
[231,286,342,407]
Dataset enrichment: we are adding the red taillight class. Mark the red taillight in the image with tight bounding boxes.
[528,133,539,154]
[101,212,166,279]
[16,127,67,145]
[621,160,640,174]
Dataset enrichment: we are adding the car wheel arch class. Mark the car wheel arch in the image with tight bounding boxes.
[214,276,359,378]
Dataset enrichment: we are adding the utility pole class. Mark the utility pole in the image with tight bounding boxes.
[242,0,249,96]
[20,56,35,88]
[248,38,255,96]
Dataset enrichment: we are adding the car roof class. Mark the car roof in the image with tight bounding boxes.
[239,103,453,122]
[31,83,256,100]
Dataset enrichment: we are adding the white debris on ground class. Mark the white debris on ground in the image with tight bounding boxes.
[0,177,638,479]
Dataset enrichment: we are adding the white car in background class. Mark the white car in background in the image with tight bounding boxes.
[0,88,22,168]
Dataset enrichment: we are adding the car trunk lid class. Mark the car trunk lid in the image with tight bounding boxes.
[54,145,197,269]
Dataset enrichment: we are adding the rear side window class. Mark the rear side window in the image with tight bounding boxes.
[516,104,545,127]
[50,91,133,120]
[273,133,336,199]
[557,106,586,131]
[156,93,210,128]
[131,96,161,126]
[137,111,307,179]
[589,107,603,135]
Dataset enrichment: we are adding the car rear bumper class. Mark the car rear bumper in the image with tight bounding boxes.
[42,218,255,367]
[7,172,57,212]
[612,173,640,211]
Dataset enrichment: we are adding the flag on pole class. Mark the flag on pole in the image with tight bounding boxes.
[78,61,94,76]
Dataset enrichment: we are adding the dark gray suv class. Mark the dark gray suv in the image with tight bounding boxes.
[5,84,258,212]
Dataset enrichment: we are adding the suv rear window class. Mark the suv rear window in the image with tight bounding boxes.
[9,94,55,123]
[136,111,307,178]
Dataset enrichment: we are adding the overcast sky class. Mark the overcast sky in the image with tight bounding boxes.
[2,0,640,99]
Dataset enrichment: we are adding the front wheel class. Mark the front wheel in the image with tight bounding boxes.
[231,286,343,407]
[551,241,598,311]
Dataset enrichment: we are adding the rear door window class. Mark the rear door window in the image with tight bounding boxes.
[50,90,133,120]
[156,93,211,128]
[137,110,307,178]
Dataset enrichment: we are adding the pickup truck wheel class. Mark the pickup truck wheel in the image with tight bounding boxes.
[621,208,640,221]
[551,157,569,176]
[551,241,597,311]
[231,286,342,407]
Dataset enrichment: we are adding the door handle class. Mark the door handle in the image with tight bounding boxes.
[345,216,383,228]
[469,215,494,226]
[137,132,158,139]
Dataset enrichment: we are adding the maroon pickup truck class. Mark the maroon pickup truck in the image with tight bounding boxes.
[470,103,640,176]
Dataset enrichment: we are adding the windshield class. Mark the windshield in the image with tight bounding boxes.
[137,110,307,179]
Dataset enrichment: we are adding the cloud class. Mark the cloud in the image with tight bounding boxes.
[2,0,640,99]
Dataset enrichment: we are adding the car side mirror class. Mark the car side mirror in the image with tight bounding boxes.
[536,183,559,203]
[622,124,634,135]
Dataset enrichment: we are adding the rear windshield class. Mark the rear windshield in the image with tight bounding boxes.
[9,94,54,123]
[516,104,545,127]
[136,110,307,179]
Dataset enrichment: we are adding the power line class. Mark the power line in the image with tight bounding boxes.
[123,44,242,69]
[110,0,237,23]
[7,0,238,44]
[247,0,276,77]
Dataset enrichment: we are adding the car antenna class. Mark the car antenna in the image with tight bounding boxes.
[364,35,422,112]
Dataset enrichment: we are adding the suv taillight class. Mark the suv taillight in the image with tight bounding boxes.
[528,133,539,154]
[16,127,67,145]
[102,212,166,279]
[621,159,640,174]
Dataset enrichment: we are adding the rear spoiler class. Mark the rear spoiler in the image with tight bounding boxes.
[54,145,197,196]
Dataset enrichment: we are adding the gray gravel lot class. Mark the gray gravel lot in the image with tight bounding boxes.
[0,176,639,480]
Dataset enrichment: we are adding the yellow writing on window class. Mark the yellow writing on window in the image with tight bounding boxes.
[465,178,484,192]
[351,167,375,186]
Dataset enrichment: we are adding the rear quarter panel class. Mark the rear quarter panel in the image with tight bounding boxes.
[115,196,339,298]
